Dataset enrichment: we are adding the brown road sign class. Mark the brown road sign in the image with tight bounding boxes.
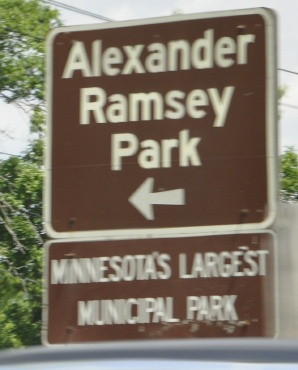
[43,231,277,345]
[44,8,277,239]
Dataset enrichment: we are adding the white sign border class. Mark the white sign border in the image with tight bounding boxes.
[44,7,278,240]
[42,229,278,346]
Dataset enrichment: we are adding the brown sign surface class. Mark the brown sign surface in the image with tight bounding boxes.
[45,9,277,238]
[43,231,276,344]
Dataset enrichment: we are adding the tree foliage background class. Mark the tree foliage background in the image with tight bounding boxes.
[0,0,60,348]
[0,142,44,348]
[0,0,297,350]
[280,146,298,202]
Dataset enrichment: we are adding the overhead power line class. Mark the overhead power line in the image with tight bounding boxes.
[280,103,298,110]
[42,0,113,22]
[278,68,298,76]
[0,151,21,158]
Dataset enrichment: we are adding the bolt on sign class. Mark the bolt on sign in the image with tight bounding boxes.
[44,8,277,239]
[43,231,276,344]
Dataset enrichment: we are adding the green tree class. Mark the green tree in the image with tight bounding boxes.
[280,146,298,202]
[0,0,60,348]
[0,0,61,134]
[0,141,44,348]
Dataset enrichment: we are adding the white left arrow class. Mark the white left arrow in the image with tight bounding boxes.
[128,177,185,220]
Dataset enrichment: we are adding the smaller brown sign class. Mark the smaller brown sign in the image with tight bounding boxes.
[43,231,276,345]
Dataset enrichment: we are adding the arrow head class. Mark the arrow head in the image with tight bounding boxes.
[129,177,155,220]
[129,178,186,221]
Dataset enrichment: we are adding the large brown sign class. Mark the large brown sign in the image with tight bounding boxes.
[43,231,276,344]
[45,8,277,238]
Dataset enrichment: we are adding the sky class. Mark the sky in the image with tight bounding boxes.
[0,0,297,158]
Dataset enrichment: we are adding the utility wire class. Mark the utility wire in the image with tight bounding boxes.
[280,103,298,110]
[278,70,298,109]
[0,152,21,158]
[278,68,298,76]
[41,0,114,22]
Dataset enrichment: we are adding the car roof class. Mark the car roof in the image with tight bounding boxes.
[1,338,298,366]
